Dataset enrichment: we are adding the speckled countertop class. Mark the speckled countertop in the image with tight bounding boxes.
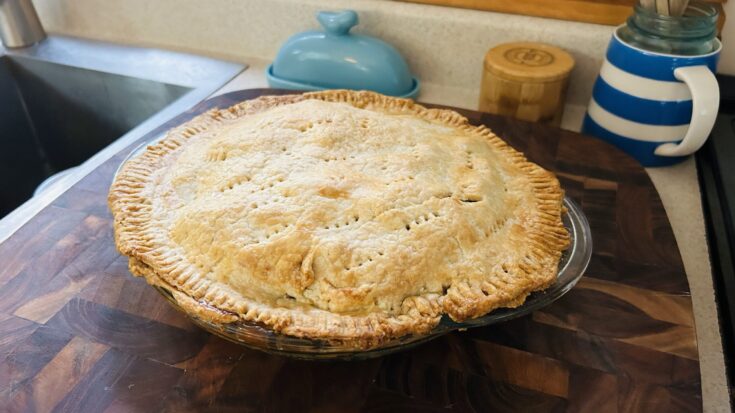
[29,0,731,410]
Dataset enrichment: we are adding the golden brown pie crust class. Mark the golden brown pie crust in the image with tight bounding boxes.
[109,90,569,348]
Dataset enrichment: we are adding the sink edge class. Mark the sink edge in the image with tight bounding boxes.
[0,36,246,244]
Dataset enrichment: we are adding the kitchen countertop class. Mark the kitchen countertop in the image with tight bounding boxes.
[15,0,734,409]
[0,56,725,411]
[217,59,730,410]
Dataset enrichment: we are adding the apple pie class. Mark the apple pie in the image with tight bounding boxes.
[109,90,569,348]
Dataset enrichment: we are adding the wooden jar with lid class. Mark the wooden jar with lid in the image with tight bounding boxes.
[479,42,575,126]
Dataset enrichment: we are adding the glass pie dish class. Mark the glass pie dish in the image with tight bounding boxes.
[118,140,592,360]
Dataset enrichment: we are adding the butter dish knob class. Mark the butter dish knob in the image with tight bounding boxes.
[317,10,358,36]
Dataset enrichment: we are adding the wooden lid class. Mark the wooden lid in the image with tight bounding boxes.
[484,42,575,83]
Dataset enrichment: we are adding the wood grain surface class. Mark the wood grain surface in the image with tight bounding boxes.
[0,89,701,412]
[401,0,726,29]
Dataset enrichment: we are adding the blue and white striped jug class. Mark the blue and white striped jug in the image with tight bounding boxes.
[583,17,721,167]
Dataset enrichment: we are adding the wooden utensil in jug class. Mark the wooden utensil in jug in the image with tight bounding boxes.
[639,0,691,16]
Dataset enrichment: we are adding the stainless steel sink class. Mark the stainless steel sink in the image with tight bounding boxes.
[0,36,244,240]
[0,54,190,214]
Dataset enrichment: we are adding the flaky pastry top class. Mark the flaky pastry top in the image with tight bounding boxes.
[109,90,569,347]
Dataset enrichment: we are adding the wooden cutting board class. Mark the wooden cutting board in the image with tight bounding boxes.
[0,89,701,412]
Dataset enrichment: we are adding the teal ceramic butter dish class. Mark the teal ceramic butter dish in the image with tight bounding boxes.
[267,10,420,98]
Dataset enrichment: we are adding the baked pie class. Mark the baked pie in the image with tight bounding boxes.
[109,90,569,348]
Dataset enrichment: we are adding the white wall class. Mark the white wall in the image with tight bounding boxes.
[719,1,735,74]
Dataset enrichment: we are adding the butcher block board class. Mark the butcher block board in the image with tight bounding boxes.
[0,89,701,412]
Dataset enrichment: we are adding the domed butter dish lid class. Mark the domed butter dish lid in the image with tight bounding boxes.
[267,10,420,98]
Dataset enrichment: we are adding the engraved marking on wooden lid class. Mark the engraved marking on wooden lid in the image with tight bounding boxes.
[484,42,575,83]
